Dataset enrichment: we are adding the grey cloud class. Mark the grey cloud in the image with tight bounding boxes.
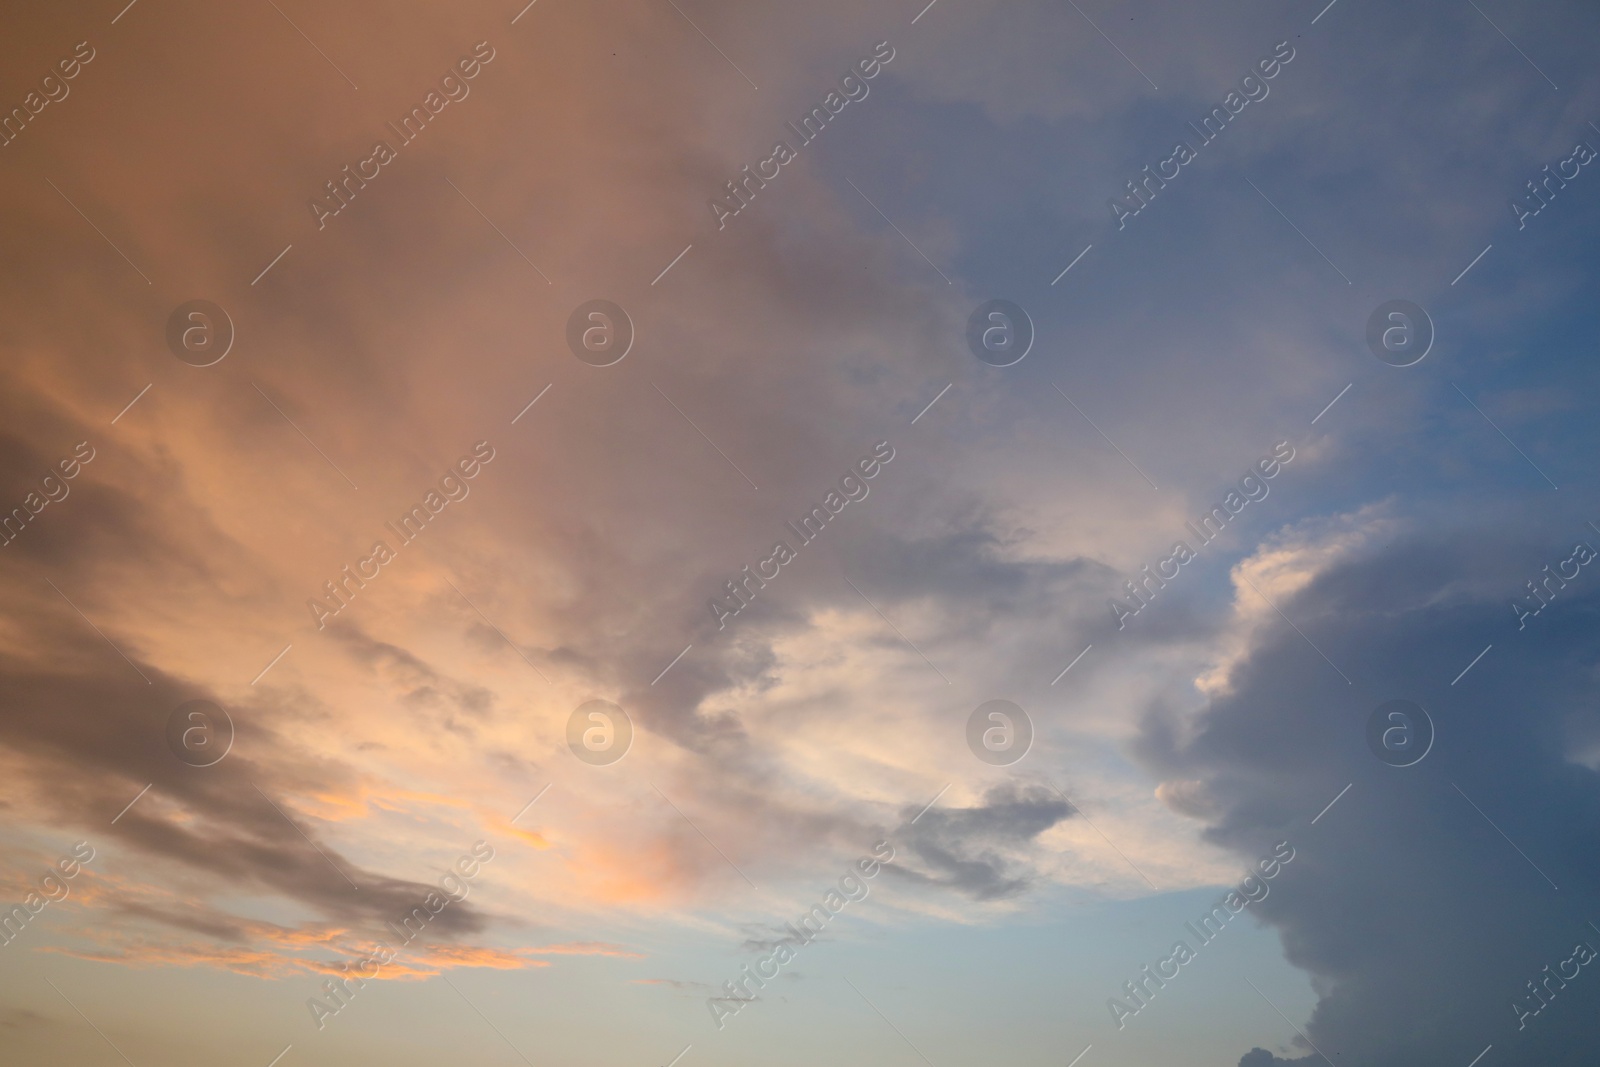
[1134,525,1600,1066]
[885,782,1074,901]
[0,637,493,948]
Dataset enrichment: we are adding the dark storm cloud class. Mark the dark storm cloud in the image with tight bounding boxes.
[1135,524,1600,1066]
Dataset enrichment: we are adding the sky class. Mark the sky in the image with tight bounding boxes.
[2,0,1599,1065]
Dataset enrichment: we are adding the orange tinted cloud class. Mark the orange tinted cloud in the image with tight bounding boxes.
[44,925,558,981]
[527,941,643,958]
[45,941,321,979]
[568,838,701,907]
[502,824,552,849]
[390,943,552,976]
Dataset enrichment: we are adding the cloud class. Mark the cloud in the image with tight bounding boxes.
[527,941,643,958]
[1136,511,1600,1066]
[3,4,1599,1062]
[631,977,717,995]
[884,782,1074,901]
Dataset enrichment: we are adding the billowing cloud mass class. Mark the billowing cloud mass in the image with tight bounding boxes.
[2,0,1599,1064]
[1143,515,1600,1066]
